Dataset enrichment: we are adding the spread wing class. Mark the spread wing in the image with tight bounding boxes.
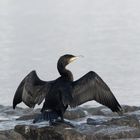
[13,70,51,109]
[70,71,122,113]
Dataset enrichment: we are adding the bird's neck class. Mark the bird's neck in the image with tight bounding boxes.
[57,65,73,81]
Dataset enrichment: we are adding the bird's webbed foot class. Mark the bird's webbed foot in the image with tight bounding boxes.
[33,110,59,124]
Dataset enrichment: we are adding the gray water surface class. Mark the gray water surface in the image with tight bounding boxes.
[0,0,140,107]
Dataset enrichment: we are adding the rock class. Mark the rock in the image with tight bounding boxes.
[125,110,140,120]
[82,105,140,117]
[78,123,140,139]
[109,115,140,128]
[0,130,25,140]
[13,123,140,140]
[82,106,119,117]
[82,106,105,116]
[93,125,140,139]
[122,105,140,113]
[1,105,140,139]
[86,114,140,139]
[87,115,140,128]
[16,108,41,121]
[0,106,36,119]
[64,108,86,120]
[16,113,39,121]
[0,105,4,109]
[17,108,86,121]
[14,124,89,140]
[87,118,108,125]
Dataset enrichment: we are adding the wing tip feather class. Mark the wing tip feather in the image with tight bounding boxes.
[112,104,123,115]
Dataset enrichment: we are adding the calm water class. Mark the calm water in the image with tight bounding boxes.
[0,0,140,107]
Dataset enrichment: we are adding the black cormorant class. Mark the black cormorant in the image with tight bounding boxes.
[13,54,122,124]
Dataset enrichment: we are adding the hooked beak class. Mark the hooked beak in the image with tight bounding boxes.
[69,55,84,63]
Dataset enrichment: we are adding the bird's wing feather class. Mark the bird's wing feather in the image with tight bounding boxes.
[13,70,51,109]
[70,71,122,112]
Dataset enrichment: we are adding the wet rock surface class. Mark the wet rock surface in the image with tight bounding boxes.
[0,105,140,139]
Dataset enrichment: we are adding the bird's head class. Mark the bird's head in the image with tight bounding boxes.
[57,54,79,68]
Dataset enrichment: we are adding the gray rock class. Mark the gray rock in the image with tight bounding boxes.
[87,115,140,127]
[82,105,140,117]
[14,124,89,140]
[17,108,86,121]
[1,105,140,139]
[64,108,86,120]
[82,106,105,116]
[122,105,140,113]
[0,130,25,140]
[87,118,108,125]
[93,126,140,139]
[16,113,39,121]
[13,123,140,140]
[109,115,140,128]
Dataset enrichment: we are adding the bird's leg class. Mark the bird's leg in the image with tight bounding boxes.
[60,113,64,122]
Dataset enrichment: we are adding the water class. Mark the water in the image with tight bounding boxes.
[0,0,140,107]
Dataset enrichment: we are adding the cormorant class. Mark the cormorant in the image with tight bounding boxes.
[13,54,122,124]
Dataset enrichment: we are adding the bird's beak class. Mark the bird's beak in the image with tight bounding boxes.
[69,55,83,63]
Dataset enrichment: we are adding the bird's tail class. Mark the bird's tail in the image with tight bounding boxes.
[33,110,59,123]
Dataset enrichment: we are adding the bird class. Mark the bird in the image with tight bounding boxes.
[13,54,122,125]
